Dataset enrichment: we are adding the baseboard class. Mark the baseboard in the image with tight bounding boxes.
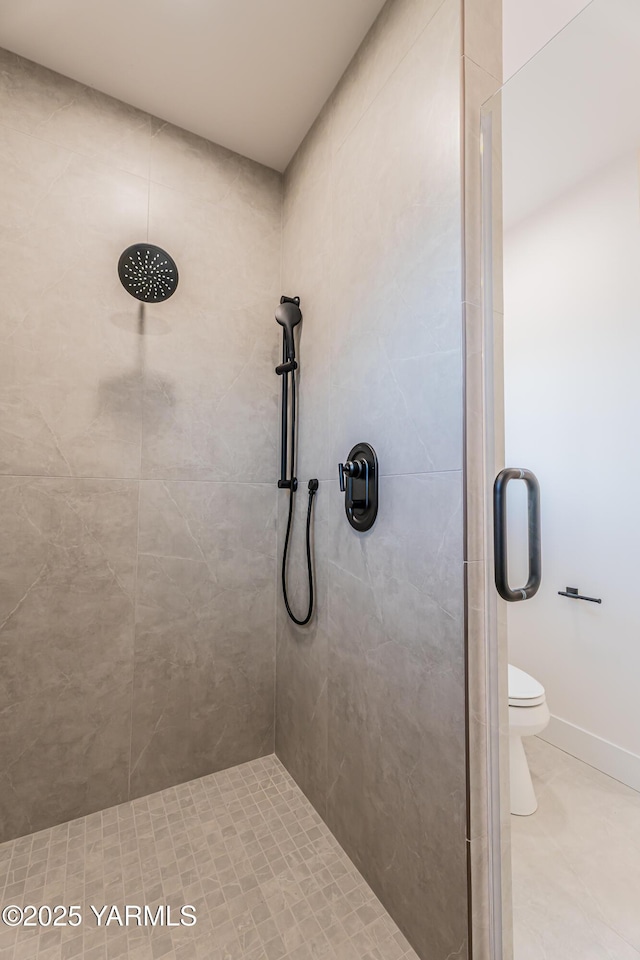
[539,715,640,794]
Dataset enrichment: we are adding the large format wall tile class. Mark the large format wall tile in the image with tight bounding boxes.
[0,124,148,478]
[282,109,333,484]
[142,176,282,482]
[278,0,468,956]
[0,49,152,178]
[330,0,462,478]
[0,50,282,839]
[326,473,467,960]
[0,477,138,841]
[275,481,330,816]
[328,0,451,153]
[150,120,283,215]
[130,481,276,797]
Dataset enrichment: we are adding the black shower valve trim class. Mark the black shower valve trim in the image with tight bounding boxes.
[339,443,379,532]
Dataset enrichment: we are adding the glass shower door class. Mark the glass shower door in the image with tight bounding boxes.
[483,0,640,956]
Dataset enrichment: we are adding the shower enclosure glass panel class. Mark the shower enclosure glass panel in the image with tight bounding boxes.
[483,0,640,956]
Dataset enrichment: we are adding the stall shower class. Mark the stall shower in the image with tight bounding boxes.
[0,0,501,956]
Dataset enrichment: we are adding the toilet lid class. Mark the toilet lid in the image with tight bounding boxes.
[508,664,546,707]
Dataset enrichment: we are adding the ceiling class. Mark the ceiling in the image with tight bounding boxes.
[0,0,387,172]
[502,0,640,228]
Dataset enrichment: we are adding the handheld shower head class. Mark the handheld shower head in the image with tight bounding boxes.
[275,296,302,362]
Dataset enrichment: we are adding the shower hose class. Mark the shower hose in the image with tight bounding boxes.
[281,370,317,626]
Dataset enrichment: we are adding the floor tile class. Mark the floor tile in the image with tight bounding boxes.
[512,738,640,960]
[0,756,419,960]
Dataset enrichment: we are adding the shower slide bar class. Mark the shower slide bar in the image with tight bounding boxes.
[275,295,301,490]
[274,294,318,627]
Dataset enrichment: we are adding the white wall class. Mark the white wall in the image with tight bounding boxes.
[504,152,640,787]
[503,0,591,78]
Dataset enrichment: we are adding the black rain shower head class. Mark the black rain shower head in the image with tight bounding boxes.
[275,296,302,362]
[118,243,179,302]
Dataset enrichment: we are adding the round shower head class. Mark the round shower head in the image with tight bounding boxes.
[118,243,179,302]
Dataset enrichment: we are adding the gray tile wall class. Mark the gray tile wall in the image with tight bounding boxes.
[0,1,491,951]
[0,49,282,841]
[277,1,468,957]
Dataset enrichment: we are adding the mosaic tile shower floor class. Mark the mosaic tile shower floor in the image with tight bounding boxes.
[0,756,419,960]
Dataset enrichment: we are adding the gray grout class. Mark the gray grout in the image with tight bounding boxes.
[0,755,419,960]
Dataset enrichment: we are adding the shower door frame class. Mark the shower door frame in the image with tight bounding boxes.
[464,90,514,960]
[481,100,511,959]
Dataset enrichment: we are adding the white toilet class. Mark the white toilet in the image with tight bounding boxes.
[508,664,550,816]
